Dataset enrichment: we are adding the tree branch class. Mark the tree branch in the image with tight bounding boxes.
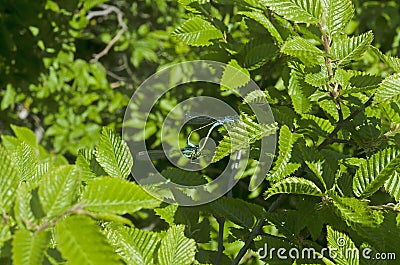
[89,4,127,63]
[36,204,85,232]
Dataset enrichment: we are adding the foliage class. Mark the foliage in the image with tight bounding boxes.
[0,126,201,264]
[1,0,400,264]
[0,0,194,156]
[167,0,400,264]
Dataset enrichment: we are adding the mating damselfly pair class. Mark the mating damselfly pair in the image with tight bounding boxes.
[135,112,240,162]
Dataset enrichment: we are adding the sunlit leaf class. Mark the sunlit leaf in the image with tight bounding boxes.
[374,73,400,104]
[82,177,160,214]
[0,145,19,213]
[158,225,196,265]
[353,148,400,198]
[264,177,324,199]
[262,0,322,24]
[96,128,133,179]
[38,165,80,218]
[321,0,354,34]
[55,215,123,265]
[331,31,374,65]
[172,17,223,46]
[281,37,324,66]
[12,229,50,265]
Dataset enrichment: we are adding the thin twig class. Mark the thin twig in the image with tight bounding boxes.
[106,69,127,81]
[86,7,114,20]
[36,204,85,232]
[122,53,135,79]
[370,203,400,212]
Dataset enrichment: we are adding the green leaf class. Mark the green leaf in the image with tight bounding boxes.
[78,148,107,177]
[83,0,108,10]
[210,197,265,228]
[38,165,80,218]
[262,0,322,24]
[172,16,223,46]
[305,161,327,190]
[10,124,38,148]
[0,145,19,213]
[238,11,283,44]
[243,90,269,105]
[55,215,122,265]
[0,224,11,251]
[380,103,400,124]
[264,177,324,199]
[155,204,179,226]
[212,116,278,163]
[161,168,207,186]
[177,0,202,13]
[89,213,133,226]
[267,125,301,182]
[326,226,359,265]
[1,135,20,153]
[12,229,50,265]
[331,31,374,65]
[288,68,313,113]
[14,182,37,228]
[353,148,400,198]
[281,37,324,66]
[304,66,330,87]
[13,142,38,182]
[158,225,196,265]
[345,71,382,94]
[318,98,341,121]
[103,223,159,265]
[1,84,16,110]
[302,114,334,134]
[333,66,352,89]
[321,0,354,34]
[240,39,278,70]
[331,195,383,227]
[96,127,133,179]
[369,45,400,73]
[385,170,400,201]
[82,177,160,214]
[220,59,250,90]
[374,73,400,104]
[76,149,97,180]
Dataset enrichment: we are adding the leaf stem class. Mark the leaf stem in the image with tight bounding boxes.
[36,204,85,232]
[318,17,333,77]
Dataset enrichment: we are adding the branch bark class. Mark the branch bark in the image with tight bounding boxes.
[88,4,127,63]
